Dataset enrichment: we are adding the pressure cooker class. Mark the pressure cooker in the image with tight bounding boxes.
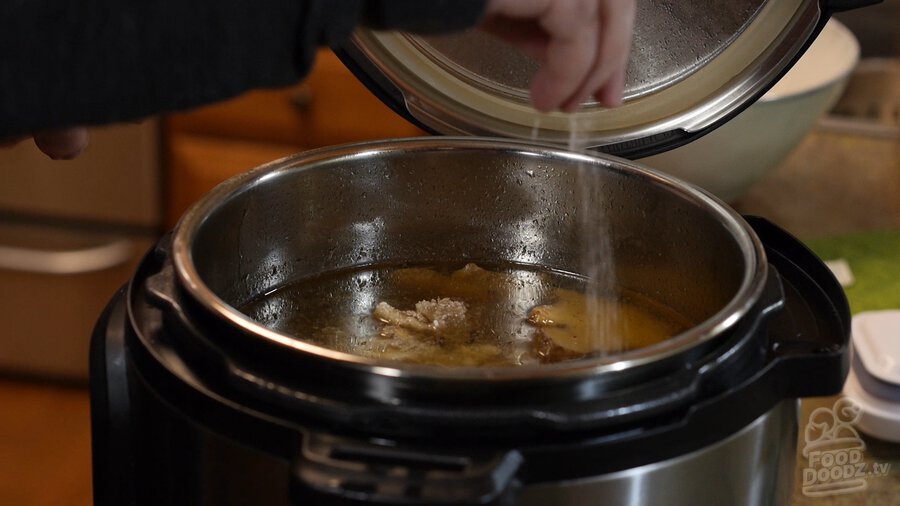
[91,137,850,505]
[90,1,876,504]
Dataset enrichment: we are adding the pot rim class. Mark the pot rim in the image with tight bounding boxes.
[171,137,768,381]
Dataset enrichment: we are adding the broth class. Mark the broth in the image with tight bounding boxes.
[240,263,694,367]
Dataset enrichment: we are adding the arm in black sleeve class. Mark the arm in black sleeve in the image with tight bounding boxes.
[361,0,486,34]
[0,0,486,138]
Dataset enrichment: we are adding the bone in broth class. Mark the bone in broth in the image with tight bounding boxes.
[240,263,694,366]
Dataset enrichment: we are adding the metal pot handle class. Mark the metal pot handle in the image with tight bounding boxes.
[744,216,851,397]
[290,432,522,506]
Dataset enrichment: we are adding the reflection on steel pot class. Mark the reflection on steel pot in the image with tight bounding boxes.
[90,138,850,505]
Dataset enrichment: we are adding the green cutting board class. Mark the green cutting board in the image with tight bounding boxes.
[805,230,900,315]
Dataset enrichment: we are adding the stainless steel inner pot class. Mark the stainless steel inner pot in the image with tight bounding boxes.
[171,137,768,380]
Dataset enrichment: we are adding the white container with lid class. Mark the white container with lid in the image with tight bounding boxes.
[844,310,900,442]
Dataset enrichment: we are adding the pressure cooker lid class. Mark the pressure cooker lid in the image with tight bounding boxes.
[336,0,859,157]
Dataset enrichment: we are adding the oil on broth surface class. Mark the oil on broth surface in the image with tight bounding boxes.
[240,263,694,366]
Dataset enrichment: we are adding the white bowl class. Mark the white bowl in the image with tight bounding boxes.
[638,19,860,202]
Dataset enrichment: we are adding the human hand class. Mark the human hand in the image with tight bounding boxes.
[0,128,89,160]
[481,0,636,112]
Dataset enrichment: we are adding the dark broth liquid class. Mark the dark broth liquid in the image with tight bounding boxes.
[240,263,694,367]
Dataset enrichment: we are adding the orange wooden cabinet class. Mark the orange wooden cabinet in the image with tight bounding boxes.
[164,49,425,227]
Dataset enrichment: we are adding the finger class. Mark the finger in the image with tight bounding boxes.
[529,2,601,111]
[594,0,636,106]
[558,18,609,112]
[561,0,635,109]
[593,63,627,108]
[33,127,90,160]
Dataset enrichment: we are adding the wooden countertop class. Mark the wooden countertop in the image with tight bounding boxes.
[0,379,92,505]
[733,126,900,238]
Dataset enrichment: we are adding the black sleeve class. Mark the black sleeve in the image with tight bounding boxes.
[362,0,486,34]
[0,0,486,138]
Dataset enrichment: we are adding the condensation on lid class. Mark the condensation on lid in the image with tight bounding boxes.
[344,0,823,155]
[852,310,900,385]
[417,0,764,104]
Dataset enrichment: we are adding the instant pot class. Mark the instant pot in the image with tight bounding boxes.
[91,1,877,505]
[92,138,849,506]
